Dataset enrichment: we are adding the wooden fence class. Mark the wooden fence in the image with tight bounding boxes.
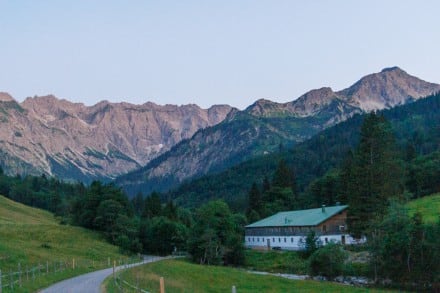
[0,256,141,293]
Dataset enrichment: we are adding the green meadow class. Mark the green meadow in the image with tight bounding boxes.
[0,195,129,292]
[104,258,396,293]
[406,193,440,223]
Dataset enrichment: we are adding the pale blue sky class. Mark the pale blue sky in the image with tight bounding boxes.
[1,0,439,109]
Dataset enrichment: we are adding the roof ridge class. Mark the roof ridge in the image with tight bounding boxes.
[246,205,348,228]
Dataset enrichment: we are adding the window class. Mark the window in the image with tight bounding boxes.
[248,238,250,242]
[262,238,265,242]
[252,237,254,242]
[325,237,328,243]
[257,238,259,242]
[291,238,294,243]
[273,238,275,242]
[278,238,281,242]
[284,238,286,243]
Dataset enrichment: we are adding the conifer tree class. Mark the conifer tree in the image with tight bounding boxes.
[246,182,262,221]
[272,159,292,188]
[347,113,404,238]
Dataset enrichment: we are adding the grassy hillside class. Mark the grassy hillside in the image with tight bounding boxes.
[406,193,440,223]
[104,258,396,293]
[0,195,129,292]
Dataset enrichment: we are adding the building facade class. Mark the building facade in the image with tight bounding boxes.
[245,205,363,250]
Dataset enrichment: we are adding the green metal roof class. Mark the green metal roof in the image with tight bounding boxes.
[246,205,348,228]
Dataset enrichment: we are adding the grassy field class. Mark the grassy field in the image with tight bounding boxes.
[406,193,440,223]
[0,195,131,292]
[104,258,396,293]
[244,249,308,274]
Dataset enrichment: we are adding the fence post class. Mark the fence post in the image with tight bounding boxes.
[26,265,29,281]
[47,261,49,274]
[9,270,13,290]
[232,285,236,293]
[18,263,22,287]
[160,277,165,293]
[108,257,110,267]
[113,260,116,280]
[73,258,75,270]
[136,272,140,293]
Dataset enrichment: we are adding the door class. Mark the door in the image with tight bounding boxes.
[267,238,271,250]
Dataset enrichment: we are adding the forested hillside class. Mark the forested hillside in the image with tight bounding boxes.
[166,92,440,210]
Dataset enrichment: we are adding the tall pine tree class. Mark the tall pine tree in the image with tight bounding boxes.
[346,113,404,238]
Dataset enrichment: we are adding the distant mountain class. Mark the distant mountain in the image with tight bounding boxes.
[0,95,233,181]
[116,67,440,195]
[245,67,440,119]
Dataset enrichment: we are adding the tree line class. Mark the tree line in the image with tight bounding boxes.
[0,170,244,266]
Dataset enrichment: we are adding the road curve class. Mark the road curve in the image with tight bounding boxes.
[39,256,166,293]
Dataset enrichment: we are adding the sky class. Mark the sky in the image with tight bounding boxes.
[1,0,439,109]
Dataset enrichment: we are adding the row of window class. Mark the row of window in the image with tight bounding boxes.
[247,236,335,245]
[247,237,295,244]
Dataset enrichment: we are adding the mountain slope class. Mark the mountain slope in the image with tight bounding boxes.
[0,95,232,182]
[116,67,440,195]
[166,92,440,209]
[116,112,327,195]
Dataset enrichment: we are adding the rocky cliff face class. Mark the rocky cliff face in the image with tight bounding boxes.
[116,67,440,195]
[0,96,233,181]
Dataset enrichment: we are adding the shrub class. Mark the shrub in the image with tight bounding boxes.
[308,243,347,279]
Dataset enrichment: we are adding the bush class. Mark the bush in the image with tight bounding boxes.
[299,230,322,258]
[308,243,347,279]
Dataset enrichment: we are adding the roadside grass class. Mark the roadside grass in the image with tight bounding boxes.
[0,195,129,292]
[244,249,308,274]
[104,258,396,293]
[406,193,440,223]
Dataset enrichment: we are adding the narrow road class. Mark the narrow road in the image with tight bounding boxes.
[39,255,166,293]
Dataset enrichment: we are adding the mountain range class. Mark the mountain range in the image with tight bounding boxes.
[0,94,232,181]
[0,66,439,190]
[115,67,440,195]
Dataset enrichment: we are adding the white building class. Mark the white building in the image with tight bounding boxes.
[245,205,364,250]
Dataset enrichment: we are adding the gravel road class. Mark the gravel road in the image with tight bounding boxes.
[39,256,166,293]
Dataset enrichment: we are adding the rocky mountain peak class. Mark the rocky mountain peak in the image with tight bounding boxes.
[244,99,286,117]
[0,92,16,102]
[289,87,338,117]
[338,67,440,111]
[381,66,402,73]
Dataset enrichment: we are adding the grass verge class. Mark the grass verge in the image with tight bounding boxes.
[103,258,397,293]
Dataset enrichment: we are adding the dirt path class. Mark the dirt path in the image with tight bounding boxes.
[39,256,165,293]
